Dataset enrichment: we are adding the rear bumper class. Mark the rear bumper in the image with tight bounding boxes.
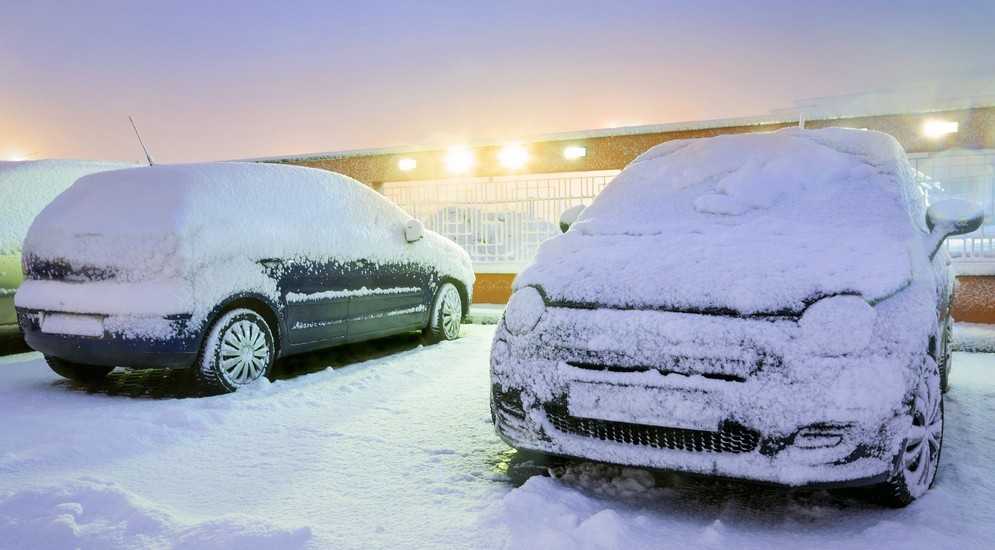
[0,293,18,335]
[18,309,200,369]
[0,323,21,337]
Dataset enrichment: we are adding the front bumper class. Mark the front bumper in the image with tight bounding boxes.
[17,308,199,369]
[493,387,901,487]
[490,307,915,487]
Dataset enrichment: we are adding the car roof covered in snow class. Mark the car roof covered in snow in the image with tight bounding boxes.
[0,160,132,254]
[29,161,401,237]
[516,128,933,315]
[23,162,473,296]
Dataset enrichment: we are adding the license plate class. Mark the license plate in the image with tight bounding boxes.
[567,381,722,432]
[41,313,105,337]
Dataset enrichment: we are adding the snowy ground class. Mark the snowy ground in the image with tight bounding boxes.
[2,325,994,549]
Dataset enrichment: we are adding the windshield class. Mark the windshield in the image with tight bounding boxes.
[574,129,925,243]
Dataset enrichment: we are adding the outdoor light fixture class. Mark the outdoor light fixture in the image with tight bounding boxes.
[397,157,417,171]
[445,147,475,173]
[498,144,529,170]
[922,119,959,139]
[563,145,587,160]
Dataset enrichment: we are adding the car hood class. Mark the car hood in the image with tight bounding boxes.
[514,229,915,316]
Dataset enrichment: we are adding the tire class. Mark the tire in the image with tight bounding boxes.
[875,357,943,507]
[939,322,952,393]
[45,356,113,384]
[195,308,275,393]
[424,282,463,343]
[506,449,569,485]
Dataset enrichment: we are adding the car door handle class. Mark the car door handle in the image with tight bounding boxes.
[258,258,283,269]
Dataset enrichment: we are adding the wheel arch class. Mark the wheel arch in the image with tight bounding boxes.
[200,293,284,357]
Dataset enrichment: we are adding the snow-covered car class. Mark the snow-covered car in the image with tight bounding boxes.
[490,128,982,506]
[16,163,474,392]
[0,161,131,337]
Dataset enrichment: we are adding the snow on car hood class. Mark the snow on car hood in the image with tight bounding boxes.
[515,128,928,315]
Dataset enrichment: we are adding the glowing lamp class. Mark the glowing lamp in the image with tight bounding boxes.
[397,158,417,171]
[498,144,529,170]
[445,147,475,174]
[563,146,587,160]
[922,120,958,139]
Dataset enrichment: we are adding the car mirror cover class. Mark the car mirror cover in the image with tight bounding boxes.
[405,219,425,243]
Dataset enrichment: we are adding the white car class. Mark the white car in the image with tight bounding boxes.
[16,162,474,392]
[490,128,981,506]
[0,161,130,337]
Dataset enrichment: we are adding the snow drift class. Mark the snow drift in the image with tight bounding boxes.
[0,479,311,549]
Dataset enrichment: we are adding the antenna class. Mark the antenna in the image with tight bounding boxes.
[128,115,155,166]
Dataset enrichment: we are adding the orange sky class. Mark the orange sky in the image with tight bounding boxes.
[3,1,994,163]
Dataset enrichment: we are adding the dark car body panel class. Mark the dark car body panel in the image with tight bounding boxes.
[273,257,434,354]
[19,310,199,369]
[18,255,456,370]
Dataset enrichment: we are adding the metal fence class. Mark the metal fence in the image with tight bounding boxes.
[383,171,619,272]
[385,149,995,273]
[911,149,995,265]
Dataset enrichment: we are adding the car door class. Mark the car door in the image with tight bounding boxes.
[280,257,358,347]
[346,196,433,339]
[347,259,433,339]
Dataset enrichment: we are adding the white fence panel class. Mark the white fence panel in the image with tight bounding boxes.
[383,171,619,272]
[911,150,995,267]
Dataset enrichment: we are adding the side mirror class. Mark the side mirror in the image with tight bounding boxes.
[925,199,984,258]
[404,219,424,243]
[559,204,586,233]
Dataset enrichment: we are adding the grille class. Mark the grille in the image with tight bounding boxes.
[545,407,760,454]
[566,361,747,383]
[492,385,526,420]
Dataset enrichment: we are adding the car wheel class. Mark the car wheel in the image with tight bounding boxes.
[876,357,943,507]
[425,282,462,342]
[196,308,274,393]
[505,449,569,485]
[45,355,113,384]
[939,322,952,393]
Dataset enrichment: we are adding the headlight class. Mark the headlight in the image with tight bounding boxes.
[799,295,876,356]
[504,287,546,336]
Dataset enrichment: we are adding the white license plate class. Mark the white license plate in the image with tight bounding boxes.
[41,313,105,337]
[567,381,722,432]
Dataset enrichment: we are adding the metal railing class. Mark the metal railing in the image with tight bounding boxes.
[383,171,619,272]
[385,149,995,272]
[911,150,995,265]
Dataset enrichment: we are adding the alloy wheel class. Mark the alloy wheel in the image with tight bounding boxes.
[440,285,462,339]
[219,319,271,386]
[902,365,943,498]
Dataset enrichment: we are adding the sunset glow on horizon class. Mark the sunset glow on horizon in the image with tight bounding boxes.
[3,1,995,164]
